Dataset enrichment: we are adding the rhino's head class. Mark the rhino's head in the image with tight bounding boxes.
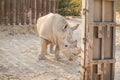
[58,23,80,58]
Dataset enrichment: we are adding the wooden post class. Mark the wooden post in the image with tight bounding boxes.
[16,0,20,25]
[46,0,49,14]
[13,0,16,25]
[22,0,26,25]
[33,0,37,24]
[26,0,31,25]
[43,0,47,15]
[49,0,51,13]
[19,0,22,25]
[31,0,35,24]
[53,0,55,13]
[80,0,116,80]
[0,0,1,25]
[56,0,59,13]
[1,0,4,25]
[4,0,7,25]
[36,0,40,19]
[39,0,42,16]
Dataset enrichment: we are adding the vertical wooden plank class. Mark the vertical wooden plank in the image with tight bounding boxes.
[23,0,26,25]
[13,0,16,25]
[16,0,18,25]
[36,0,40,19]
[94,0,102,22]
[1,0,4,25]
[10,0,13,25]
[20,0,23,25]
[104,63,112,80]
[19,0,22,25]
[112,1,116,80]
[53,0,55,13]
[7,0,10,25]
[51,0,53,13]
[26,0,31,25]
[80,0,89,79]
[39,0,42,16]
[31,0,35,24]
[33,0,37,24]
[49,0,51,13]
[3,0,7,25]
[43,0,47,15]
[26,0,30,25]
[103,1,113,22]
[41,0,44,15]
[87,0,94,80]
[93,27,101,60]
[16,0,20,25]
[0,0,1,25]
[46,0,49,14]
[41,0,43,15]
[56,0,58,13]
[104,27,112,59]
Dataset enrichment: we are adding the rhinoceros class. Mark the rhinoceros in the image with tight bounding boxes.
[37,13,80,60]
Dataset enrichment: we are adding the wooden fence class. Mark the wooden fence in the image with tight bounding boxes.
[80,0,116,80]
[0,0,58,25]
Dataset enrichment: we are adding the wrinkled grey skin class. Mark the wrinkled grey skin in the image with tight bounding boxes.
[37,13,79,60]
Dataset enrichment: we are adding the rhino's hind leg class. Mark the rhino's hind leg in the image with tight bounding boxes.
[54,46,61,60]
[49,44,54,54]
[38,38,48,60]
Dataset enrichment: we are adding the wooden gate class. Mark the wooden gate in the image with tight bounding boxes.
[80,0,116,80]
[0,0,58,25]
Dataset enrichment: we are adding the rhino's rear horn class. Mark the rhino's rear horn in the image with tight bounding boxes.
[72,24,79,31]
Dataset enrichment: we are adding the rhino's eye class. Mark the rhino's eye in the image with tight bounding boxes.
[65,45,68,47]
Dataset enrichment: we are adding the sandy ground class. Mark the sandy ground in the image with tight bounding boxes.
[0,19,120,80]
[0,34,80,80]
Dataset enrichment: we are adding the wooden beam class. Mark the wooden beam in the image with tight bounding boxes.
[92,59,116,64]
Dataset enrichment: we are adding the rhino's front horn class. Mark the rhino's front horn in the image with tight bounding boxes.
[70,40,77,48]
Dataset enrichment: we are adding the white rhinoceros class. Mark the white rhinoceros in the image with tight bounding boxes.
[37,13,80,60]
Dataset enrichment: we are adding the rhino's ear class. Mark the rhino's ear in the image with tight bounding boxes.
[62,23,68,31]
[72,24,79,31]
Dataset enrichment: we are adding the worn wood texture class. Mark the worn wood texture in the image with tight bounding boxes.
[0,0,58,25]
[80,0,116,80]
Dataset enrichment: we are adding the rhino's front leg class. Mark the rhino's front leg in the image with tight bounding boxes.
[55,46,61,60]
[38,38,48,60]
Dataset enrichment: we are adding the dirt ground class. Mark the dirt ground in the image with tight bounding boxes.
[0,19,120,80]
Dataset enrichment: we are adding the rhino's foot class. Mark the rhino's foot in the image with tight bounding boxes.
[69,57,73,61]
[54,56,61,61]
[50,50,55,54]
[38,55,46,60]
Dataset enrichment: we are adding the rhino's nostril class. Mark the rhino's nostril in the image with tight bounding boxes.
[65,45,68,47]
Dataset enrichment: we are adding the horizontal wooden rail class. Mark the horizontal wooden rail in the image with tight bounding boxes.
[93,22,120,27]
[91,59,116,64]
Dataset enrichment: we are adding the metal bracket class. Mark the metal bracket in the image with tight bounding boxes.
[83,37,87,44]
[107,24,110,38]
[83,8,88,15]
